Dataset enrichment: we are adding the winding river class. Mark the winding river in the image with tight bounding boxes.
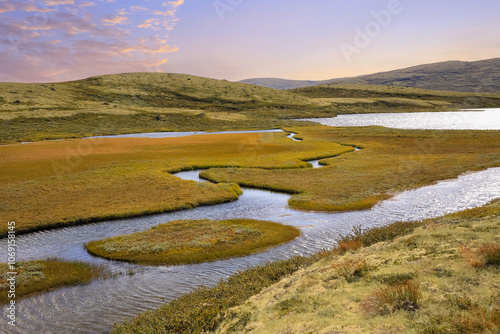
[2,111,500,334]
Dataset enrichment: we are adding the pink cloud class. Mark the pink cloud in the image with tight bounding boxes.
[102,15,127,25]
[0,0,185,82]
[0,1,56,14]
[44,0,74,6]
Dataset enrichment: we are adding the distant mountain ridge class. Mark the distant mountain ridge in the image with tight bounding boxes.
[238,58,500,93]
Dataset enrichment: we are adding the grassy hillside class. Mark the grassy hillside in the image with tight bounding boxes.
[0,73,321,143]
[238,58,500,92]
[291,84,500,114]
[1,71,500,143]
[330,58,500,93]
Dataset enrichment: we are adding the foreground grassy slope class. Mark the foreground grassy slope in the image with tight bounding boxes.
[213,200,500,334]
[86,219,300,265]
[202,125,500,212]
[0,259,109,304]
[112,200,500,334]
[0,131,351,236]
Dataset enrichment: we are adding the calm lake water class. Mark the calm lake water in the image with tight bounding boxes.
[2,113,499,334]
[303,108,500,130]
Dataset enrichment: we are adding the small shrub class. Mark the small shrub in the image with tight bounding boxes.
[460,244,485,267]
[460,243,500,267]
[477,243,500,265]
[336,239,363,253]
[447,295,474,310]
[337,221,424,248]
[276,297,303,316]
[360,281,422,315]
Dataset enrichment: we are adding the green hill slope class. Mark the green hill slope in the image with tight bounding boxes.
[290,84,500,113]
[0,73,318,143]
[1,71,499,143]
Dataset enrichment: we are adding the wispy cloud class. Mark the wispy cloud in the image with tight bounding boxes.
[153,10,174,16]
[130,6,147,12]
[168,0,184,8]
[102,16,128,25]
[0,1,56,14]
[0,0,185,82]
[44,0,75,6]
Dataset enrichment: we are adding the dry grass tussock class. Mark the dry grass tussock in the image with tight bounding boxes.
[86,219,300,265]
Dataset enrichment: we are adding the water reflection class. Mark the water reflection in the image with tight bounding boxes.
[302,108,500,130]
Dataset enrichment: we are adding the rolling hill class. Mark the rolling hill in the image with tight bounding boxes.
[239,58,500,93]
[1,71,499,143]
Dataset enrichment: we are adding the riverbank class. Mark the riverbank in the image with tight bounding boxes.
[112,199,500,334]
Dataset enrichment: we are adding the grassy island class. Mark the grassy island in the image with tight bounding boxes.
[0,259,109,304]
[86,219,301,265]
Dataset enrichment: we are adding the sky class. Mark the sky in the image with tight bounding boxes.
[1,0,499,83]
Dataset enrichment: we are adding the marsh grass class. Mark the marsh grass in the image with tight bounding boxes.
[86,219,301,265]
[0,131,350,236]
[0,259,109,304]
[0,73,324,144]
[416,296,500,334]
[202,126,500,213]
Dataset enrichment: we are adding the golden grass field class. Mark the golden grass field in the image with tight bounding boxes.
[212,200,500,334]
[0,259,108,304]
[86,219,300,265]
[202,125,500,212]
[0,130,351,236]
